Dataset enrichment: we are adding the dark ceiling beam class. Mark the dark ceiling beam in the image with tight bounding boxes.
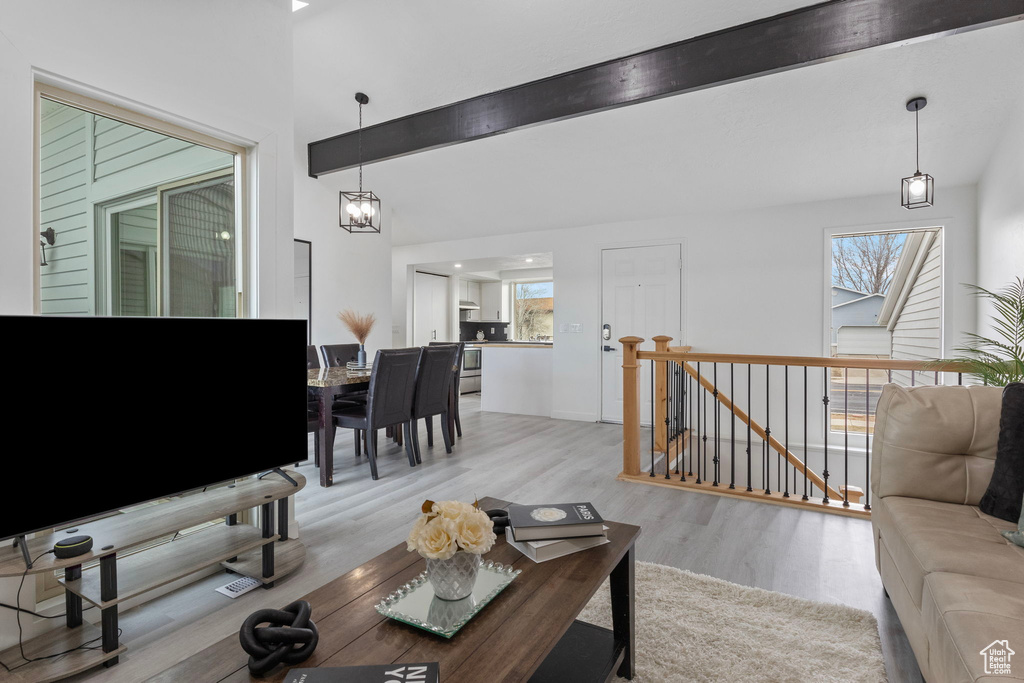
[308,0,1024,177]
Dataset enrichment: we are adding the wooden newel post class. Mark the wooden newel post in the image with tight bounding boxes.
[651,336,673,454]
[620,336,645,476]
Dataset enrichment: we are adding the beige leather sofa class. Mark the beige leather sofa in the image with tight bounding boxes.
[872,384,1024,683]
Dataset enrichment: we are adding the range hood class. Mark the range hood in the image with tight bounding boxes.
[459,300,480,310]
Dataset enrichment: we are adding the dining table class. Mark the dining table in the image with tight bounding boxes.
[307,366,371,487]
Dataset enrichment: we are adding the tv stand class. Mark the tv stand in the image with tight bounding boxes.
[258,467,299,487]
[0,470,305,683]
[11,535,32,569]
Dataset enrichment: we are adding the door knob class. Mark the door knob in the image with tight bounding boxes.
[603,345,616,352]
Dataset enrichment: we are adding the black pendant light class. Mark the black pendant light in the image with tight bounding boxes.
[340,92,382,233]
[901,97,934,209]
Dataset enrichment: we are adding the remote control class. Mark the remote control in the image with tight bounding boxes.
[216,575,262,598]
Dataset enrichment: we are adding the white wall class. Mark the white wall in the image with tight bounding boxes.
[0,0,294,649]
[394,185,979,423]
[977,97,1024,336]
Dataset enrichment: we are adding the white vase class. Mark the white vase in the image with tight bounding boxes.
[425,551,481,600]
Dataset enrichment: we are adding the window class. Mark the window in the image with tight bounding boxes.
[36,85,245,317]
[828,228,942,433]
[513,281,553,341]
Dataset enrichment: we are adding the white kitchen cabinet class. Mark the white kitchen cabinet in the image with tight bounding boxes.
[479,282,508,322]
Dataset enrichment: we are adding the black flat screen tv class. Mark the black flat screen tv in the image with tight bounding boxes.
[1,315,307,543]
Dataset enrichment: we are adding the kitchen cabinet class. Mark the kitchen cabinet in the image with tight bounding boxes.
[414,271,450,344]
[459,279,482,321]
[479,281,508,322]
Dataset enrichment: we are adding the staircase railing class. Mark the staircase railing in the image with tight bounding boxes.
[620,336,970,517]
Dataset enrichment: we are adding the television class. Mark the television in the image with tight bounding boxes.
[1,315,306,543]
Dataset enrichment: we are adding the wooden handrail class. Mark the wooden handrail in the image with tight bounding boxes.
[678,362,843,501]
[638,351,969,373]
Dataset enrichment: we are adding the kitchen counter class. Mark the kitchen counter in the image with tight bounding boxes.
[479,344,552,417]
[467,342,552,349]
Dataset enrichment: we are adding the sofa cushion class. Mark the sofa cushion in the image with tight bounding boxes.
[873,496,1023,609]
[922,572,1024,682]
[872,385,1003,505]
[980,383,1024,523]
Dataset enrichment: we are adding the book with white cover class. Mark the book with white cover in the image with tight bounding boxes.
[507,525,610,562]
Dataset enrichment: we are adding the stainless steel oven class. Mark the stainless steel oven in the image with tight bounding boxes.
[461,347,481,393]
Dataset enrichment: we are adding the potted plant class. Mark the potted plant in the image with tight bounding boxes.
[943,277,1023,386]
[337,309,376,367]
[407,500,496,600]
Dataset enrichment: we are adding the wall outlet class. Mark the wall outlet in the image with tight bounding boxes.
[490,327,495,333]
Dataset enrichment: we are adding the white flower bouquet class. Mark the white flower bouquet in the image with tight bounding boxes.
[406,499,496,560]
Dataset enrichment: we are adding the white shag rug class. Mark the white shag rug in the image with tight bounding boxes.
[578,562,887,683]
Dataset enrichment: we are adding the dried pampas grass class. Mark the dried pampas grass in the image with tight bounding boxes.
[337,309,376,344]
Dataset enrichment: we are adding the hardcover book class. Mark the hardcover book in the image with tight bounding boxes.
[283,662,439,683]
[506,502,605,540]
[507,525,610,562]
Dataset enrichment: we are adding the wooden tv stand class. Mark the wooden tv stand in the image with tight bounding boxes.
[0,470,305,683]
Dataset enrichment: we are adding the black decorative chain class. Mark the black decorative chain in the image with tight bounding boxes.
[239,600,319,676]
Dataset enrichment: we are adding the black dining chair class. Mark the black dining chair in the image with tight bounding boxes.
[331,348,420,480]
[306,345,333,467]
[410,344,459,464]
[321,342,372,454]
[429,340,465,439]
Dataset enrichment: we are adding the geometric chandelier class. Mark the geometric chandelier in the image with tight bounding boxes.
[340,92,382,233]
[901,96,933,210]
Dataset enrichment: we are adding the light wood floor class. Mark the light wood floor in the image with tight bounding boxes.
[71,395,922,682]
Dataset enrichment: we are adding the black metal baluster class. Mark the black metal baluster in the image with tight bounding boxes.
[713,363,720,487]
[783,366,790,498]
[843,368,850,507]
[665,360,672,480]
[647,356,655,479]
[957,373,963,386]
[802,366,809,501]
[911,370,916,386]
[702,363,709,485]
[696,363,702,485]
[686,370,693,479]
[764,365,771,496]
[822,369,830,505]
[729,364,736,490]
[746,364,753,493]
[675,364,682,475]
[865,368,871,511]
[934,370,939,385]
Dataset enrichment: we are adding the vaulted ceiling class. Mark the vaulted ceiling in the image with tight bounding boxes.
[294,1,1024,246]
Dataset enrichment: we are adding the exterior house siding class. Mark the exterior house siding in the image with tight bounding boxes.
[38,102,232,315]
[891,232,942,385]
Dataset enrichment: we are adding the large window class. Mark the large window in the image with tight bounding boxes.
[828,228,942,433]
[513,281,554,341]
[36,86,245,317]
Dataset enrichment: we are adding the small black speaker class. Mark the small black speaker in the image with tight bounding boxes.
[53,535,93,559]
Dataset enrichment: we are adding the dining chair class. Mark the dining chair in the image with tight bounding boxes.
[410,344,459,464]
[331,348,420,480]
[429,340,465,439]
[320,342,371,454]
[306,345,333,467]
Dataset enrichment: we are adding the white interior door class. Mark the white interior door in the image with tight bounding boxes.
[600,244,682,423]
[414,271,450,345]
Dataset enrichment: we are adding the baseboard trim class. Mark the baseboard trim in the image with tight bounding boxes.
[550,410,598,422]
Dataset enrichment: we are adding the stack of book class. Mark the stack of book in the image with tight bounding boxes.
[505,502,609,562]
[284,662,439,682]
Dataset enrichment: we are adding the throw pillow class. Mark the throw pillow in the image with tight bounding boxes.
[980,383,1024,523]
[1002,493,1024,548]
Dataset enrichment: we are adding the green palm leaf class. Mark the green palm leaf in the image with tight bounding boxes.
[943,277,1024,386]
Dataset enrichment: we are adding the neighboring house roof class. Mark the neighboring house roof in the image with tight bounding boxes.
[877,230,939,328]
[831,293,884,310]
[832,285,871,296]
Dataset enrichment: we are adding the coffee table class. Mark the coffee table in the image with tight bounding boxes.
[149,497,639,682]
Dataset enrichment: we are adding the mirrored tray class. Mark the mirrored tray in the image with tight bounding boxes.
[375,560,521,638]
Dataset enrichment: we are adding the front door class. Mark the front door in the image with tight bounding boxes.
[600,244,682,423]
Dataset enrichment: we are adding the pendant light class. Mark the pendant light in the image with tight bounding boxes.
[340,92,382,233]
[901,97,933,209]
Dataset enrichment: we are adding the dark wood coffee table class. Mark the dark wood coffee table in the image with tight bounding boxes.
[149,497,639,682]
